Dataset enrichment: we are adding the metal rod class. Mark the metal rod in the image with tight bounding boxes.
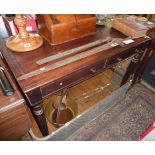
[36,37,112,65]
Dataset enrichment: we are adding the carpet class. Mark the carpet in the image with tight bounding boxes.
[67,83,155,140]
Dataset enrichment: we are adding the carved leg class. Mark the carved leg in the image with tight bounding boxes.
[136,49,154,82]
[131,49,148,85]
[31,103,49,136]
[121,49,145,86]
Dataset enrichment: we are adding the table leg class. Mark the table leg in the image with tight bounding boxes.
[135,49,154,82]
[131,48,149,85]
[120,49,146,86]
[31,103,49,136]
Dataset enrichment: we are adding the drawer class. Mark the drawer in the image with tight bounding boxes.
[106,43,148,67]
[40,59,106,97]
[106,48,134,67]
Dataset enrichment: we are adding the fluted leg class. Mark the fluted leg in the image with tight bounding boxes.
[32,103,48,136]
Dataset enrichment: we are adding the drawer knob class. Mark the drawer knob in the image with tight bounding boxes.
[59,82,63,86]
[90,68,96,73]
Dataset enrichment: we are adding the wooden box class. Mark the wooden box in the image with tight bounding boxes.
[37,14,96,45]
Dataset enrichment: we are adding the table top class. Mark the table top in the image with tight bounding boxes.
[0,26,152,93]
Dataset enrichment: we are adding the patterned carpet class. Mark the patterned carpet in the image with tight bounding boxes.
[67,83,155,141]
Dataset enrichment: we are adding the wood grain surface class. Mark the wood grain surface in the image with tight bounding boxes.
[0,57,31,140]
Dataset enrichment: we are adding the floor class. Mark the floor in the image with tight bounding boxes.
[67,83,155,140]
[67,55,155,140]
[24,81,155,141]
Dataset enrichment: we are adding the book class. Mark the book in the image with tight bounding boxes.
[112,18,149,38]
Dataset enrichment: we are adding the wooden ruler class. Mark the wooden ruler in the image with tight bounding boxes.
[36,37,112,65]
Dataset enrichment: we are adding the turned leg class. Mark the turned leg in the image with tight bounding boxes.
[31,103,49,136]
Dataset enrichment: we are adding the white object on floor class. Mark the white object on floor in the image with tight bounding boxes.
[140,122,155,141]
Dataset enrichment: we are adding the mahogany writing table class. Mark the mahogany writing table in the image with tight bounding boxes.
[0,26,154,136]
